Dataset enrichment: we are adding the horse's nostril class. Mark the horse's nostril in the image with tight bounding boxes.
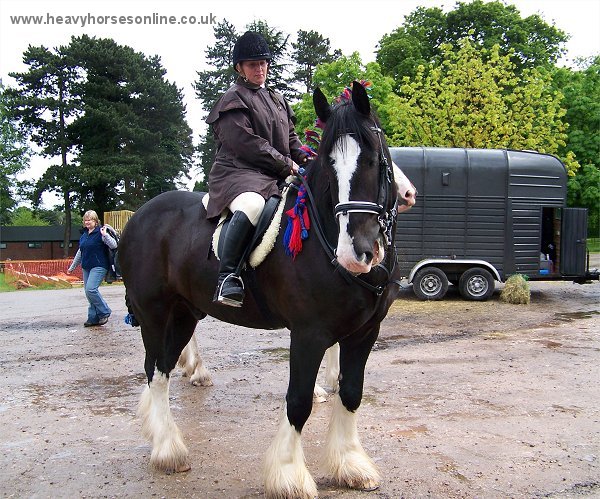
[363,251,373,263]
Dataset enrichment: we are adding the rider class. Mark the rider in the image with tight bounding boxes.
[205,31,309,307]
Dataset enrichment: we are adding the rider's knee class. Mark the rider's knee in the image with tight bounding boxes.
[229,192,265,226]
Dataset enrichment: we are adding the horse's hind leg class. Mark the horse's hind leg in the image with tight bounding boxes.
[177,332,213,386]
[314,343,340,402]
[138,300,199,473]
[323,328,380,491]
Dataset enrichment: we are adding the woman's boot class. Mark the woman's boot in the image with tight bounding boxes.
[214,211,255,307]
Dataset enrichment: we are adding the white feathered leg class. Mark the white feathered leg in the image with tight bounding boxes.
[138,371,189,472]
[263,403,317,499]
[313,344,340,403]
[323,394,380,490]
[177,333,213,386]
[324,343,340,392]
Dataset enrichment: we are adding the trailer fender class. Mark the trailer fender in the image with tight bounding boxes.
[408,259,502,283]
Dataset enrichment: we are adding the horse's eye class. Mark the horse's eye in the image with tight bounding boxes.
[328,157,336,167]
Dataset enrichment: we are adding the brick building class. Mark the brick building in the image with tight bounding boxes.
[0,226,82,261]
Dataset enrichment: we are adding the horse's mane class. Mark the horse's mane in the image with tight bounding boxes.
[319,100,379,158]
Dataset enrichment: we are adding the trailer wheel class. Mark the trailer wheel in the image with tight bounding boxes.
[413,267,449,300]
[459,268,495,301]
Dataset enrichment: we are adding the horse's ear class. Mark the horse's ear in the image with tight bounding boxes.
[351,81,370,116]
[313,87,331,123]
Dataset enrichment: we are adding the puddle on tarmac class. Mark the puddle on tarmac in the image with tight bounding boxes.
[20,373,145,416]
[553,310,599,322]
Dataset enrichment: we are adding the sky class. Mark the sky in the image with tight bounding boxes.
[1,0,599,206]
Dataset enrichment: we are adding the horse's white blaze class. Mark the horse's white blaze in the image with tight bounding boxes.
[264,404,317,499]
[177,333,213,386]
[138,371,188,471]
[323,394,380,490]
[332,135,373,274]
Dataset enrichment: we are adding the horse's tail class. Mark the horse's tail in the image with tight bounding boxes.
[124,290,140,327]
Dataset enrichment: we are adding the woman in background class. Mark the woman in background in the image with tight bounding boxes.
[68,210,117,327]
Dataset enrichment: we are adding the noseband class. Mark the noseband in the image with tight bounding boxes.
[333,125,398,246]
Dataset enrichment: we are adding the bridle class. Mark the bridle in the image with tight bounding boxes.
[292,122,400,295]
[332,124,398,247]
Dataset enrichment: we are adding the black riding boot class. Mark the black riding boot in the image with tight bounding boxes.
[213,211,255,307]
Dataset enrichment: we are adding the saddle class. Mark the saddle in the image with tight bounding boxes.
[202,181,293,268]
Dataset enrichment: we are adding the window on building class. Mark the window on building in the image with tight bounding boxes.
[60,242,73,248]
[27,242,42,249]
[0,243,6,249]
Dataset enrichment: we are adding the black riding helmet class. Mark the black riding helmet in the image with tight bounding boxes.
[232,31,272,68]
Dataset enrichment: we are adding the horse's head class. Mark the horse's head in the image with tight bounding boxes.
[313,81,415,275]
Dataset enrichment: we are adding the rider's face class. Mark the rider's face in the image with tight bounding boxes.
[238,60,268,86]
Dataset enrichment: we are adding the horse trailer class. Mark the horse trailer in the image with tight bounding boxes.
[391,147,599,300]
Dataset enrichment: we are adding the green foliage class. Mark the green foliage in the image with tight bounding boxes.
[7,35,194,219]
[0,273,12,292]
[0,83,31,224]
[381,40,578,176]
[568,164,600,236]
[292,53,395,137]
[290,30,340,95]
[8,206,50,226]
[554,57,600,235]
[377,1,568,86]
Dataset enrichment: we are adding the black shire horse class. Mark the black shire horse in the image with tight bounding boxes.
[119,81,415,498]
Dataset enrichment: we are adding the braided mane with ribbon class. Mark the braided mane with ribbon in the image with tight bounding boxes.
[283,80,372,258]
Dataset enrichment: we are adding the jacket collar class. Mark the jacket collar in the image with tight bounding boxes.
[235,75,263,90]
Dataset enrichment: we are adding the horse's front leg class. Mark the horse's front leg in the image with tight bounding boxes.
[177,332,213,386]
[264,335,327,499]
[323,328,380,491]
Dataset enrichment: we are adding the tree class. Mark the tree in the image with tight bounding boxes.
[9,206,49,226]
[0,83,30,225]
[381,40,578,176]
[555,56,600,235]
[377,1,568,86]
[7,43,82,255]
[290,30,340,95]
[292,53,395,137]
[8,35,194,236]
[68,35,193,213]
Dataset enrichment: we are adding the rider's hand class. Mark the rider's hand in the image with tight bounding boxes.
[290,162,300,175]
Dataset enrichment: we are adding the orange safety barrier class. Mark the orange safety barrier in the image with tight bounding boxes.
[1,259,83,281]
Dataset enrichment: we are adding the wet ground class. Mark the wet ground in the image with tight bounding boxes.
[0,278,599,498]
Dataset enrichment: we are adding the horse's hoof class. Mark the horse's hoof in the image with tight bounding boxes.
[175,463,191,473]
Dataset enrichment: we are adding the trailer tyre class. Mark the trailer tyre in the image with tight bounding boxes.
[459,268,495,301]
[413,267,449,300]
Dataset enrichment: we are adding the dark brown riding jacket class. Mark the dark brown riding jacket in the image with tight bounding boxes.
[205,77,306,219]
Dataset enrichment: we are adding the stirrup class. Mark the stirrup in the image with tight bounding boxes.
[215,274,245,307]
